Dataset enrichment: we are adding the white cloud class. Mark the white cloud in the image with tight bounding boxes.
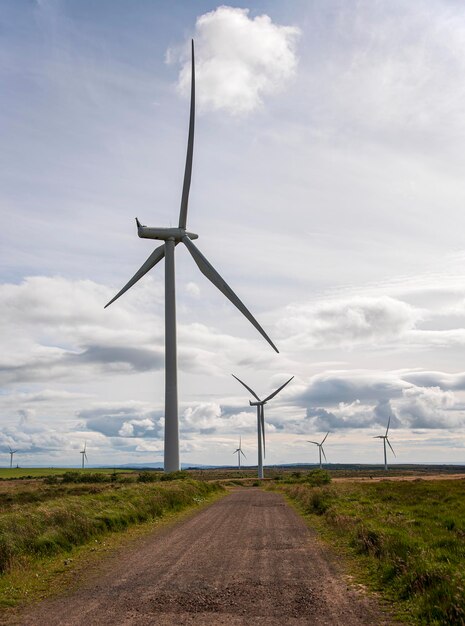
[302,2,465,157]
[172,6,300,115]
[182,402,222,434]
[278,296,420,349]
[292,368,465,431]
[185,281,200,298]
[0,276,269,385]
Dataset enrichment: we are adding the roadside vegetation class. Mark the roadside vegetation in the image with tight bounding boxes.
[0,468,131,480]
[278,476,465,625]
[0,474,224,607]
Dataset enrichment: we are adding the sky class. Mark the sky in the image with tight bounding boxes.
[2,0,465,468]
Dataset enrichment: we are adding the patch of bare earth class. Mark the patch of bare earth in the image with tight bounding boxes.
[12,489,396,625]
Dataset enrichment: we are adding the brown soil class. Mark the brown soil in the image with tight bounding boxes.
[13,489,396,625]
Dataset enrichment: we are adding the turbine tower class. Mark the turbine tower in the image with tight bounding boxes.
[374,417,396,470]
[232,375,293,479]
[80,442,88,469]
[233,436,246,470]
[8,446,17,469]
[307,432,329,469]
[105,41,278,473]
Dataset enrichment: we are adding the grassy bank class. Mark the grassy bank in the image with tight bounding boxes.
[0,477,224,607]
[279,478,465,625]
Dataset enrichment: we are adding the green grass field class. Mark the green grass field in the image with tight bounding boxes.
[280,477,465,625]
[0,467,132,479]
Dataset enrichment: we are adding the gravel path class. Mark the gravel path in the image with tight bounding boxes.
[15,489,394,625]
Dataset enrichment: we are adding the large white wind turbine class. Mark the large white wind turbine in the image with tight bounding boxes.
[232,375,293,479]
[80,442,88,469]
[233,436,246,470]
[307,432,329,469]
[8,446,18,469]
[374,417,396,470]
[105,41,278,473]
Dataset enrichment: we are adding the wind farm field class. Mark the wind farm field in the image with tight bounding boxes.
[0,470,463,624]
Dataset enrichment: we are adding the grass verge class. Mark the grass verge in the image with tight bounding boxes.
[277,478,465,625]
[0,478,224,611]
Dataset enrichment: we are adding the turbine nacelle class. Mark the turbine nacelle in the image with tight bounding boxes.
[250,400,264,407]
[136,220,198,242]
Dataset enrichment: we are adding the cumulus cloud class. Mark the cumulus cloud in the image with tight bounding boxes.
[278,296,420,349]
[0,425,83,456]
[403,370,465,391]
[400,386,458,429]
[292,369,465,431]
[0,276,267,385]
[79,403,164,439]
[295,370,408,407]
[182,402,222,434]
[171,6,300,115]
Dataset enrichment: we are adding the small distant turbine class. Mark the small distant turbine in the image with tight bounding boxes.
[307,432,329,469]
[374,417,396,471]
[233,436,246,470]
[232,375,294,479]
[8,446,18,469]
[80,442,88,469]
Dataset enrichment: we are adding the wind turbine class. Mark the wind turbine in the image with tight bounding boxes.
[233,436,246,470]
[307,432,329,469]
[232,375,294,479]
[374,417,396,470]
[80,442,88,469]
[8,446,17,469]
[105,40,278,473]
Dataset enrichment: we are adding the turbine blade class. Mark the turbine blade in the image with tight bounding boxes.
[321,431,329,444]
[183,236,278,352]
[321,446,327,462]
[387,438,396,457]
[178,40,195,230]
[386,416,391,436]
[307,441,319,445]
[373,436,383,439]
[241,450,247,459]
[231,374,261,402]
[104,244,166,308]
[260,404,266,458]
[262,376,294,403]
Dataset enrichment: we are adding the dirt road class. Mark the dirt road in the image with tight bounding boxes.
[15,489,394,625]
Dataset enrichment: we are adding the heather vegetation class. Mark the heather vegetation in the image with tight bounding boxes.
[280,478,465,625]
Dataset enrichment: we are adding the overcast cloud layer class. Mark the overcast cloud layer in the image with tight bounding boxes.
[1,0,465,467]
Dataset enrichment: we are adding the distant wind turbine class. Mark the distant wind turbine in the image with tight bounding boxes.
[232,375,294,479]
[105,40,278,474]
[233,436,246,470]
[307,432,329,469]
[80,442,88,469]
[374,417,396,470]
[8,446,17,469]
